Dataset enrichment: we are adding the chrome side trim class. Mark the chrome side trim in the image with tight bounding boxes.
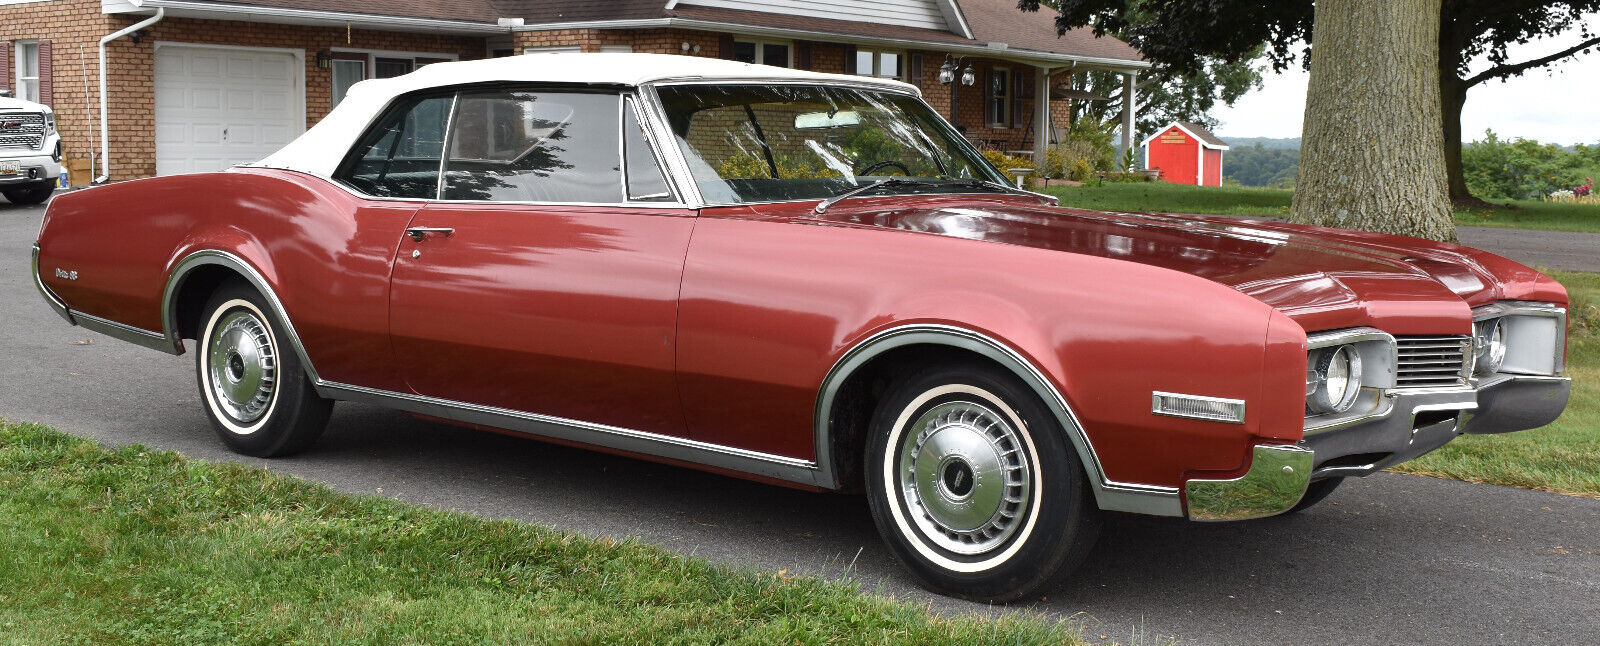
[72,311,174,353]
[315,381,822,486]
[813,324,1184,517]
[1184,444,1313,521]
[160,249,322,383]
[31,243,74,325]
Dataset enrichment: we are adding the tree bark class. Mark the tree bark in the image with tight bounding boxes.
[1440,74,1480,205]
[1290,0,1457,242]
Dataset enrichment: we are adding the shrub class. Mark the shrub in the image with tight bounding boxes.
[1070,158,1095,183]
[982,150,1034,184]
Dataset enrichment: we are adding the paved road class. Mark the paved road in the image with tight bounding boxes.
[1456,226,1600,273]
[4,200,1598,646]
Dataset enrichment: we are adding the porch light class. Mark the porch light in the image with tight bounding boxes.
[938,55,976,87]
[315,51,333,70]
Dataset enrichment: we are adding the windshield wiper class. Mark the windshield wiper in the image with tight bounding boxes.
[942,178,1059,205]
[813,178,935,214]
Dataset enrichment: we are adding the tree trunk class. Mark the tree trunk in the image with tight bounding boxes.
[1290,0,1457,242]
[1440,75,1480,205]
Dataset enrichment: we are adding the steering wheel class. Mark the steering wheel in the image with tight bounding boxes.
[855,160,911,176]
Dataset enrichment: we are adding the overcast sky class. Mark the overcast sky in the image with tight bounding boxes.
[1212,22,1600,146]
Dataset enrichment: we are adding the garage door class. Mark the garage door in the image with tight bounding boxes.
[155,46,300,175]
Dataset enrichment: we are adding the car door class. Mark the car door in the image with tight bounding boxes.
[387,88,694,436]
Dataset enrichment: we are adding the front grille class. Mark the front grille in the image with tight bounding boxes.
[0,112,46,150]
[1395,335,1471,388]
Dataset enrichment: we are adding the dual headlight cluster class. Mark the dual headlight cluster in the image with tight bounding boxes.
[1306,345,1364,415]
[1472,317,1508,376]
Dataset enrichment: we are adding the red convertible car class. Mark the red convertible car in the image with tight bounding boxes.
[32,54,1570,600]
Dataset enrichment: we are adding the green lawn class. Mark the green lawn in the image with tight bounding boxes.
[0,421,1087,645]
[1041,182,1600,233]
[1391,270,1600,498]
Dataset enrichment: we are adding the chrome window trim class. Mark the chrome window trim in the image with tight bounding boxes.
[814,323,1184,517]
[432,92,460,200]
[622,94,684,204]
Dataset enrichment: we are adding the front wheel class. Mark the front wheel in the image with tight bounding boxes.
[195,283,332,457]
[865,363,1101,602]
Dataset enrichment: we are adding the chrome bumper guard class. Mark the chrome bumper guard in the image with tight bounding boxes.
[1185,374,1569,521]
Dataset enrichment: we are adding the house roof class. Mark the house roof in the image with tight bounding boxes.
[122,0,1145,68]
[252,53,918,177]
[1141,122,1231,151]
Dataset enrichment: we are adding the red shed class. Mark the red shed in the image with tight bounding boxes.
[1143,122,1230,187]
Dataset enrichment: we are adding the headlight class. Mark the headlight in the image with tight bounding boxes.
[44,111,56,134]
[1307,344,1363,414]
[1473,317,1507,376]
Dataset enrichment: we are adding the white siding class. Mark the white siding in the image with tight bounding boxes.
[679,0,951,31]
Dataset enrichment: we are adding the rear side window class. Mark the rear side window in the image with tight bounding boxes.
[335,94,452,198]
[441,90,622,202]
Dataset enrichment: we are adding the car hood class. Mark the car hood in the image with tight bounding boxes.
[815,195,1565,335]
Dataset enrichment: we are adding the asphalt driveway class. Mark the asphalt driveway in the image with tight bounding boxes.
[4,198,1598,646]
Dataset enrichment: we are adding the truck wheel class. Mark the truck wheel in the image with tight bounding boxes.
[865,362,1101,602]
[2,186,53,205]
[196,282,331,457]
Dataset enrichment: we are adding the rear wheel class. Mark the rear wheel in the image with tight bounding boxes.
[865,362,1101,602]
[195,283,331,457]
[2,185,53,205]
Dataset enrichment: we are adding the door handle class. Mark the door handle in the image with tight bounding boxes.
[405,227,454,242]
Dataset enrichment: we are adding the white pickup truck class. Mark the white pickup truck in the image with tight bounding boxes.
[0,90,62,205]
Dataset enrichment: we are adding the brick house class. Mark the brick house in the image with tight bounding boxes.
[0,0,1148,182]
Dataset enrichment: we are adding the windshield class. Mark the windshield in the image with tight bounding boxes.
[655,84,1009,205]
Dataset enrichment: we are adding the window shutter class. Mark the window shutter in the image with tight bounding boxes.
[39,39,53,106]
[795,41,812,70]
[908,52,922,87]
[718,34,735,60]
[842,45,857,75]
[1012,67,1024,129]
[983,66,995,126]
[0,41,10,96]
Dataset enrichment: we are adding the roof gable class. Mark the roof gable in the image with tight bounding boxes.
[1142,122,1230,151]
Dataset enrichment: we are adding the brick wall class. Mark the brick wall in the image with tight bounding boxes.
[2,0,482,181]
[2,0,1081,182]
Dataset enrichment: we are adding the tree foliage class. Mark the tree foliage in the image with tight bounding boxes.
[1462,131,1600,199]
[1020,0,1600,201]
[1224,144,1300,188]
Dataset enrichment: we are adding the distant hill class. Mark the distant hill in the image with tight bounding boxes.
[1218,136,1301,150]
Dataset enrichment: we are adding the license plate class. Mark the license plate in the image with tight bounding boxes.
[0,160,19,175]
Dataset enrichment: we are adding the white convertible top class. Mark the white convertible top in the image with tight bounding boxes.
[251,53,918,177]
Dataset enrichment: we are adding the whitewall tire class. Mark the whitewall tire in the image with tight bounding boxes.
[865,362,1101,601]
[195,283,332,457]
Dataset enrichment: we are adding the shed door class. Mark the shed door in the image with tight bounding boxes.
[155,45,301,175]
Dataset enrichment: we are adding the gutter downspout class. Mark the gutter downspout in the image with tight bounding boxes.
[97,7,165,183]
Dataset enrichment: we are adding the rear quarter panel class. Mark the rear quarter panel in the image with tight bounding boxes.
[35,169,415,390]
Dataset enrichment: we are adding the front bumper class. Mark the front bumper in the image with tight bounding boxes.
[1,149,61,186]
[1184,373,1570,520]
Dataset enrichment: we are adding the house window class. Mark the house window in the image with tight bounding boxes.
[330,51,460,107]
[374,57,413,79]
[853,49,903,80]
[14,41,40,103]
[988,66,1011,128]
[731,40,791,68]
[331,59,365,107]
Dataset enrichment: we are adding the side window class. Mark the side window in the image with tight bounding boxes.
[623,97,672,202]
[441,90,622,203]
[335,94,451,198]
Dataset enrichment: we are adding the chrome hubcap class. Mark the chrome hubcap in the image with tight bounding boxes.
[898,400,1031,555]
[206,309,277,424]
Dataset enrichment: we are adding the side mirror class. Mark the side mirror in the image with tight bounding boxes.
[0,88,13,98]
